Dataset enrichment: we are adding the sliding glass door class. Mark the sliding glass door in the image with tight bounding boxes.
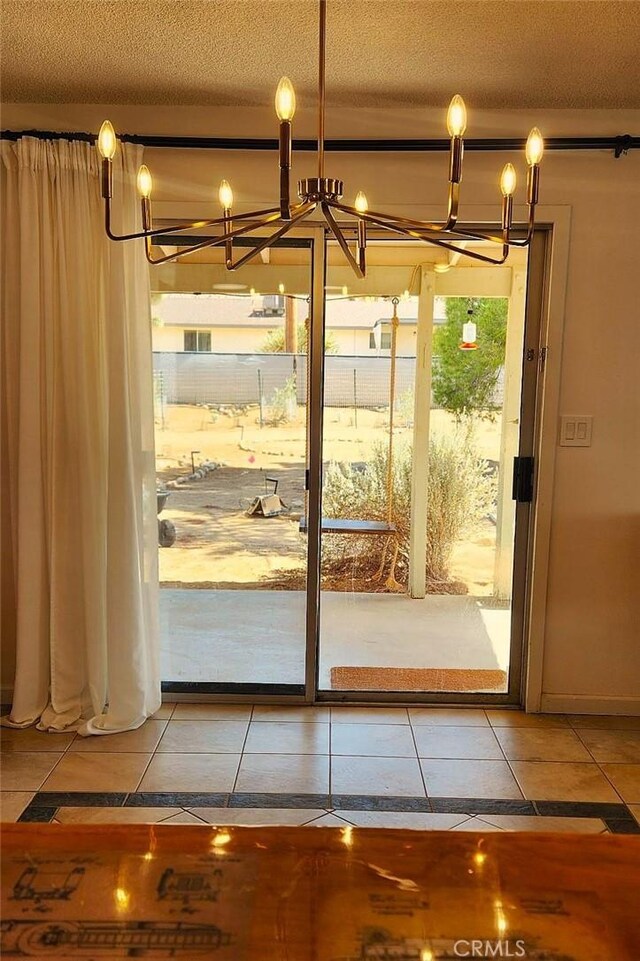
[152,226,543,704]
[315,235,539,704]
[153,232,317,696]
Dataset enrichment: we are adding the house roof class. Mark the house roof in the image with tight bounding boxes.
[153,293,445,330]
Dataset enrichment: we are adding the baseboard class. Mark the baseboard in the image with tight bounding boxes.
[540,693,640,716]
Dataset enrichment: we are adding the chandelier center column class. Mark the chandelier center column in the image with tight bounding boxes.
[318,0,327,180]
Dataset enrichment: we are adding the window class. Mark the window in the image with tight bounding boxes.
[369,332,376,349]
[380,330,392,350]
[184,330,212,352]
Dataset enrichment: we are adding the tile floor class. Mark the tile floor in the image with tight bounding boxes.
[2,705,639,832]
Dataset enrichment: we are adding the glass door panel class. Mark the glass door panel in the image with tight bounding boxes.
[152,240,313,694]
[318,241,529,699]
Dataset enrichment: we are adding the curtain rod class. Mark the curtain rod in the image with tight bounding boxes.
[1,129,637,157]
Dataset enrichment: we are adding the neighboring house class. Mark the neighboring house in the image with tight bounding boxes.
[152,293,446,357]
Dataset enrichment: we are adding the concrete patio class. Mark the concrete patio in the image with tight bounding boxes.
[160,589,510,691]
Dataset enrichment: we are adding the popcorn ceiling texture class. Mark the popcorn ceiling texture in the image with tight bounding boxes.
[2,0,640,109]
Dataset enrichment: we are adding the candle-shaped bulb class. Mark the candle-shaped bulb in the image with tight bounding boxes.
[526,127,544,165]
[354,190,368,214]
[137,165,152,199]
[500,163,517,197]
[275,76,296,121]
[446,95,467,137]
[278,282,285,294]
[218,179,233,210]
[97,120,117,159]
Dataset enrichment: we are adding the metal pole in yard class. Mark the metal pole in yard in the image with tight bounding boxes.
[353,368,358,428]
[257,368,264,428]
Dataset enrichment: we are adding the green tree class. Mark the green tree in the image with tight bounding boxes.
[432,297,507,419]
[260,322,339,354]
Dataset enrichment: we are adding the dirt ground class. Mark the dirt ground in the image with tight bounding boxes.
[156,403,502,594]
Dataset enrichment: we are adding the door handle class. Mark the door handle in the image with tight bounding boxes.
[512,456,534,503]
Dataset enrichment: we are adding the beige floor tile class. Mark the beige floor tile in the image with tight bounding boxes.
[409,709,489,727]
[307,813,353,826]
[157,720,248,754]
[333,810,469,830]
[244,721,329,755]
[187,808,327,826]
[575,729,640,764]
[55,807,184,824]
[568,714,640,731]
[420,759,522,799]
[494,728,591,762]
[413,726,503,760]
[152,703,176,720]
[1,753,64,791]
[172,704,253,721]
[509,761,621,802]
[486,710,569,729]
[478,814,607,833]
[599,764,640,803]
[139,753,240,793]
[0,791,35,821]
[331,755,425,797]
[1,727,76,753]
[331,723,415,758]
[252,706,330,723]
[628,804,640,825]
[159,811,209,824]
[69,721,167,754]
[41,752,151,793]
[450,816,503,832]
[235,753,329,794]
[330,707,410,724]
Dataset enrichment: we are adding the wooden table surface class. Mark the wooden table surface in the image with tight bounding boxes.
[2,824,639,959]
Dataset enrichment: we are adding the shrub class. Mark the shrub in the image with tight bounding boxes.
[321,427,494,590]
[266,375,297,424]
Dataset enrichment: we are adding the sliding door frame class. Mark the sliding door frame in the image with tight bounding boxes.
[156,218,559,708]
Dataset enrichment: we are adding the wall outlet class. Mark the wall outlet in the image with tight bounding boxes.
[559,415,593,447]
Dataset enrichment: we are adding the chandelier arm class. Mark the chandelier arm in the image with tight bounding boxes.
[332,201,469,236]
[322,203,365,278]
[333,206,509,264]
[226,203,316,271]
[328,200,514,260]
[143,210,285,266]
[104,199,281,243]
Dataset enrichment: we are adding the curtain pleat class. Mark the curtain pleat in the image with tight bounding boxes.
[1,137,160,735]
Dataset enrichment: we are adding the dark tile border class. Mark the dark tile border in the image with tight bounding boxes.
[13,793,640,831]
[30,792,128,807]
[126,793,228,808]
[230,793,330,809]
[18,804,57,823]
[534,801,632,819]
[431,798,536,815]
[332,795,431,812]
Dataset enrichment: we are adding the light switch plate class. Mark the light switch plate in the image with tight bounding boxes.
[559,415,593,447]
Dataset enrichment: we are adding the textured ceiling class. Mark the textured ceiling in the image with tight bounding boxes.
[2,0,640,109]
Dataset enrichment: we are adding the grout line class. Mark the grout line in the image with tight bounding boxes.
[132,751,158,793]
[407,721,430,803]
[230,716,253,795]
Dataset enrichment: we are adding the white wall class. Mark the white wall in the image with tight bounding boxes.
[2,102,639,710]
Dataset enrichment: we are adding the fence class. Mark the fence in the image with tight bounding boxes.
[152,351,505,411]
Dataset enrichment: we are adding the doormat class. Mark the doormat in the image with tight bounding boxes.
[330,666,507,692]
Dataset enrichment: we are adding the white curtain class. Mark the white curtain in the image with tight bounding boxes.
[1,136,160,735]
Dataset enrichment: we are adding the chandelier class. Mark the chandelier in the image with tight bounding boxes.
[96,0,544,277]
